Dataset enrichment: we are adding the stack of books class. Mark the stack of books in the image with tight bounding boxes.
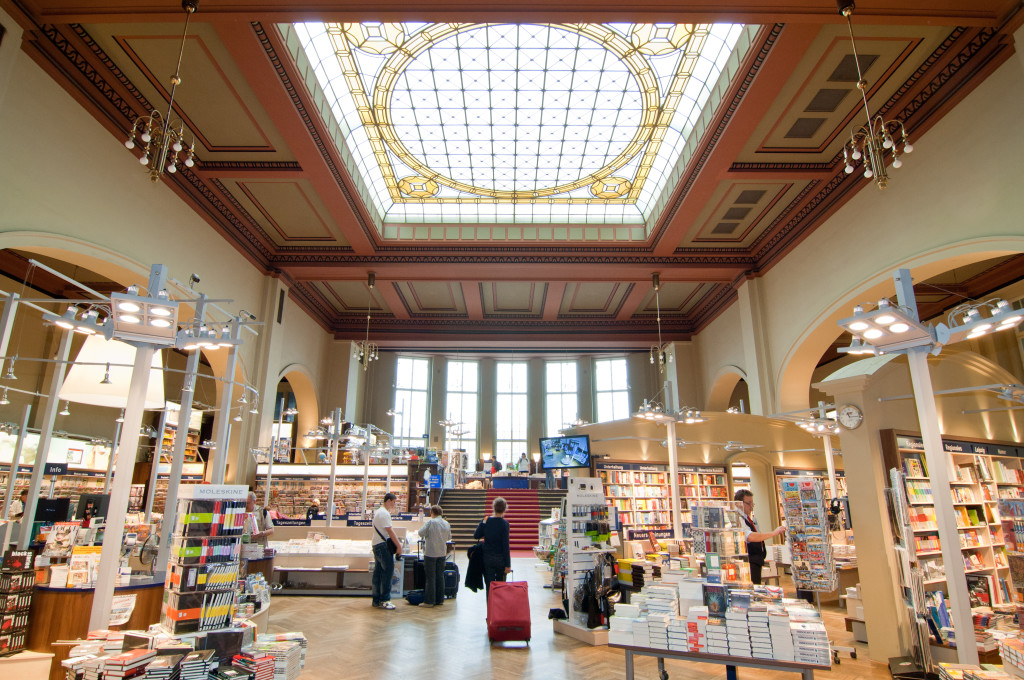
[644,585,679,616]
[103,649,156,679]
[646,613,670,650]
[684,605,708,653]
[144,654,184,680]
[725,608,751,657]
[631,619,650,649]
[768,608,795,661]
[179,649,215,680]
[249,641,302,680]
[748,606,773,659]
[666,616,689,652]
[233,652,274,680]
[705,616,728,655]
[789,621,830,665]
[608,603,641,646]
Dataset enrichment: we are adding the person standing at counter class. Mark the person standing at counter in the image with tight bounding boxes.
[371,493,403,610]
[735,489,785,585]
[419,505,452,608]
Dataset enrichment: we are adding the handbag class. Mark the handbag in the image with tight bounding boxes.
[375,526,398,555]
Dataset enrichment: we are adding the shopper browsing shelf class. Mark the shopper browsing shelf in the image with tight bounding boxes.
[371,492,403,610]
[246,491,275,547]
[306,497,320,522]
[735,489,785,585]
[419,505,452,608]
[474,496,511,593]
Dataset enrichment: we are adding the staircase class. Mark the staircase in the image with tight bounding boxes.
[439,487,568,551]
[485,488,541,551]
[438,488,487,550]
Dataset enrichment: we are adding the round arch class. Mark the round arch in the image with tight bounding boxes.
[776,237,1024,413]
[278,363,320,451]
[706,366,747,411]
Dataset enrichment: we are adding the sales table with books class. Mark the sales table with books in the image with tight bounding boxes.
[611,643,831,680]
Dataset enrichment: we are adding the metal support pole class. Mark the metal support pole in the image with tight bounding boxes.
[906,348,978,664]
[0,292,20,363]
[326,408,341,527]
[19,330,73,549]
[156,334,203,575]
[210,318,241,484]
[89,343,155,629]
[665,420,683,540]
[145,409,170,522]
[822,435,839,499]
[103,421,123,494]
[0,405,31,549]
[361,436,371,516]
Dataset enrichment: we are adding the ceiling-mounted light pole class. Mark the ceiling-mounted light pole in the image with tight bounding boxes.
[352,272,379,370]
[649,273,672,373]
[124,0,200,181]
[836,0,913,189]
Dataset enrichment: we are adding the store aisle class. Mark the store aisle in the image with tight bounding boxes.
[265,555,890,680]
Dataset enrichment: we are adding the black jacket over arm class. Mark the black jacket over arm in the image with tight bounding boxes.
[473,516,511,569]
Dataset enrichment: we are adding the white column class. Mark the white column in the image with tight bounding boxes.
[0,404,31,548]
[326,408,341,527]
[665,420,683,539]
[906,348,978,665]
[210,318,241,484]
[19,330,72,549]
[103,422,122,494]
[89,344,154,630]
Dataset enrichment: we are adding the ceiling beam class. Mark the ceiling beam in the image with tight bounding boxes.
[542,282,566,321]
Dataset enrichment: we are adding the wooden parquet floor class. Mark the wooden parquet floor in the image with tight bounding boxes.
[266,556,892,680]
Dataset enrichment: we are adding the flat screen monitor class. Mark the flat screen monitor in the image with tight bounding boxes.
[76,493,111,521]
[33,497,71,523]
[539,435,591,470]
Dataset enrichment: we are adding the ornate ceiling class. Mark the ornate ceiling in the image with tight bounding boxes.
[2,1,1021,349]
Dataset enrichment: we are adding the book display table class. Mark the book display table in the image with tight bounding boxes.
[611,644,831,680]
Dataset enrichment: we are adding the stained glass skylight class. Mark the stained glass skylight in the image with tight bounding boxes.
[292,21,746,233]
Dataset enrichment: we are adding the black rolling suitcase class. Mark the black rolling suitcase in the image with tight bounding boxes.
[443,559,459,599]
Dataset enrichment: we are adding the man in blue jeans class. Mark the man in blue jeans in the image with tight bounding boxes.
[371,492,403,609]
[418,505,452,607]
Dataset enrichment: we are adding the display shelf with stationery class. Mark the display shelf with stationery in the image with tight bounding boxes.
[880,429,1024,605]
[552,477,616,645]
[0,550,34,657]
[161,485,247,635]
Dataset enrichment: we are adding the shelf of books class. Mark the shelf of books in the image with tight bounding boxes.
[772,468,847,530]
[596,461,730,538]
[254,464,409,518]
[150,463,207,515]
[0,465,31,511]
[880,429,1024,605]
[160,424,201,464]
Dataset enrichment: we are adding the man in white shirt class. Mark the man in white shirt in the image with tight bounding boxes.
[735,489,785,585]
[418,505,452,608]
[371,492,403,609]
[8,489,26,519]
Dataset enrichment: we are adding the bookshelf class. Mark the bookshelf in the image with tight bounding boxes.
[161,424,201,464]
[596,462,730,536]
[254,464,409,517]
[150,462,207,515]
[881,429,1024,605]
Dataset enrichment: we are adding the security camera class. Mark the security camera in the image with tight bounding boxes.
[239,309,256,321]
[188,273,201,288]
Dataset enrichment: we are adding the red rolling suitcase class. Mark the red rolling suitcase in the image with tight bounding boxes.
[486,580,530,643]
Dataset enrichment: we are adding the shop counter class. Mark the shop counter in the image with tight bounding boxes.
[491,476,530,489]
[0,650,54,680]
[26,576,164,680]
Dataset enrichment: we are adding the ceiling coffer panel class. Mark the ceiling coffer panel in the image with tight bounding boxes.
[480,282,544,317]
[395,281,467,316]
[559,282,631,318]
[313,281,389,315]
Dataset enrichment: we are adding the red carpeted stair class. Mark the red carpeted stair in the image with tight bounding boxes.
[486,489,542,550]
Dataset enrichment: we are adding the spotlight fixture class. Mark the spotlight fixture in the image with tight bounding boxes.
[59,401,71,416]
[0,388,9,405]
[677,407,706,424]
[634,398,674,423]
[837,0,913,189]
[110,287,179,344]
[116,409,125,423]
[249,405,259,414]
[2,356,15,381]
[124,0,200,181]
[232,413,243,423]
[100,363,113,385]
[284,407,299,418]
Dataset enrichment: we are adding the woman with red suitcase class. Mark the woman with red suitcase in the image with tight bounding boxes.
[474,496,511,591]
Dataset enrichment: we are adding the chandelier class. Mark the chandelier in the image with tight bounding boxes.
[352,272,379,370]
[124,0,199,182]
[649,273,672,373]
[837,0,913,189]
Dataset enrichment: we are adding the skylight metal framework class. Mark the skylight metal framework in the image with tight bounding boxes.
[294,21,744,229]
